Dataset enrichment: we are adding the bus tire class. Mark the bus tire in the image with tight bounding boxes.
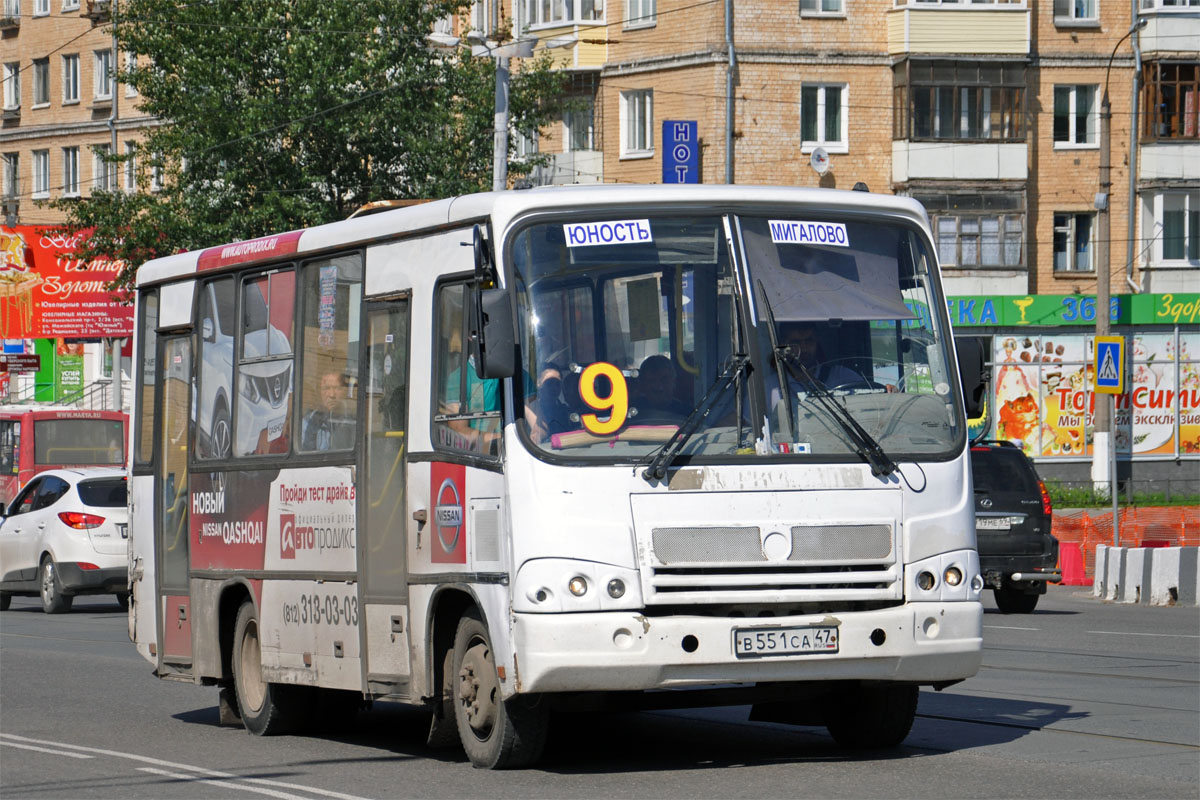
[0,592,10,610]
[115,592,129,611]
[232,602,303,736]
[452,610,547,769]
[40,556,73,614]
[823,683,918,749]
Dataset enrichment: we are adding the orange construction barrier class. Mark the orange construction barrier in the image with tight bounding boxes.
[1051,506,1199,581]
[1059,541,1090,586]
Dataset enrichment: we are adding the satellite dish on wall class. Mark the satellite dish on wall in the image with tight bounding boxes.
[810,147,830,175]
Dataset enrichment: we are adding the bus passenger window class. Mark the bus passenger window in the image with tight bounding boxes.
[298,254,362,454]
[433,282,500,456]
[235,270,295,457]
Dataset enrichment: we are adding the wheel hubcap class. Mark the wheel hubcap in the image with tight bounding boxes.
[41,562,54,600]
[239,619,266,713]
[458,638,498,738]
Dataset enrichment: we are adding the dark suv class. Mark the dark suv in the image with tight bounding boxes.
[970,441,1060,613]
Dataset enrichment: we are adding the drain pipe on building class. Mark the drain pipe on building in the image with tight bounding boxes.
[1125,0,1144,294]
[725,0,735,184]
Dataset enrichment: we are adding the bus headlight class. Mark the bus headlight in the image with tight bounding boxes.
[568,576,588,597]
[944,566,963,587]
[513,559,642,612]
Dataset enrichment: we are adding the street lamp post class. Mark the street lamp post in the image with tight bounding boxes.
[1095,17,1146,538]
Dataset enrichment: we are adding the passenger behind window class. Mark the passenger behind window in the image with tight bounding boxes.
[301,370,354,451]
[440,328,500,455]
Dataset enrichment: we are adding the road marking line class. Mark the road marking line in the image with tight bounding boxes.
[0,741,94,759]
[1086,630,1200,639]
[139,768,310,800]
[0,734,367,800]
[984,625,1039,631]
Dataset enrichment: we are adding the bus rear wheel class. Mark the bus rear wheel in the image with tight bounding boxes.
[232,602,303,735]
[452,610,548,769]
[823,683,919,749]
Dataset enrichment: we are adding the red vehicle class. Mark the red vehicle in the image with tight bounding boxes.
[0,407,128,506]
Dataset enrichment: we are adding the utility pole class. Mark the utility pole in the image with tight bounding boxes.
[1094,17,1145,532]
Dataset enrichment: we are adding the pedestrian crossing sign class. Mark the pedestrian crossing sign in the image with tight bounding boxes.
[1093,336,1124,394]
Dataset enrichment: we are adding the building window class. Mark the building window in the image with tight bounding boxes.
[2,153,17,198]
[2,1,20,23]
[94,49,113,100]
[32,150,49,198]
[625,0,656,27]
[513,128,538,160]
[1053,0,1098,23]
[800,84,847,152]
[62,0,79,9]
[33,59,50,106]
[2,63,18,110]
[1152,192,1199,265]
[1053,213,1094,272]
[33,0,47,15]
[124,51,138,97]
[620,89,653,157]
[150,151,164,191]
[62,147,80,196]
[93,144,113,192]
[1142,62,1199,140]
[564,99,595,152]
[124,141,137,191]
[63,55,80,103]
[1053,85,1097,146]
[800,0,844,15]
[522,0,604,27]
[1140,0,1200,9]
[915,192,1025,269]
[893,60,1026,142]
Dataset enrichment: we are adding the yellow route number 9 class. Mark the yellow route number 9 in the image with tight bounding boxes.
[579,362,629,435]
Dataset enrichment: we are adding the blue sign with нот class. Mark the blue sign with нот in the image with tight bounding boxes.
[662,120,699,184]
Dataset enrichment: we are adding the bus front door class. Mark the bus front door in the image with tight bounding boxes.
[359,300,412,696]
[157,335,193,676]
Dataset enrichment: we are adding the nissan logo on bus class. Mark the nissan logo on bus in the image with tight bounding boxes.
[434,478,463,554]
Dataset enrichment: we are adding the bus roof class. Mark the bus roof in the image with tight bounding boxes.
[135,184,932,288]
[0,406,128,419]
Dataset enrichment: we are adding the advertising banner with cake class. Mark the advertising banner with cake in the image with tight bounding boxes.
[992,332,1198,459]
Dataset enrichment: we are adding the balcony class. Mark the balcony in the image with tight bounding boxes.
[0,15,18,31]
[529,151,604,186]
[887,0,1030,56]
[82,0,110,23]
[893,141,1027,182]
[530,23,607,69]
[1137,2,1200,57]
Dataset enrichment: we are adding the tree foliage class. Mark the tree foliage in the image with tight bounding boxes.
[49,0,569,289]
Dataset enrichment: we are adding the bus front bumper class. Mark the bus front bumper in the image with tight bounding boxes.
[512,602,983,694]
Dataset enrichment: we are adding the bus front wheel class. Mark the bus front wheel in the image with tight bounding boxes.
[232,602,303,736]
[452,610,548,769]
[823,683,918,749]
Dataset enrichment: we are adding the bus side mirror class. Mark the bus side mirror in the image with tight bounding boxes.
[955,336,987,419]
[468,224,515,380]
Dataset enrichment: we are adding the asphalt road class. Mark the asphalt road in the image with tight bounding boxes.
[1,585,1197,799]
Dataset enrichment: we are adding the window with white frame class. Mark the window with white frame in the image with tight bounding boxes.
[2,1,20,23]
[150,151,164,191]
[625,0,655,27]
[33,0,48,15]
[1053,85,1097,146]
[1139,0,1199,10]
[33,59,50,106]
[523,0,604,27]
[2,63,19,110]
[2,153,18,198]
[62,0,79,9]
[1153,192,1199,265]
[63,147,80,196]
[94,49,113,100]
[124,52,138,97]
[1053,213,1094,272]
[620,89,653,157]
[800,84,847,152]
[124,141,137,191]
[513,129,538,160]
[800,0,844,16]
[93,144,112,191]
[63,54,80,103]
[916,191,1025,269]
[1053,0,1098,23]
[564,99,595,151]
[32,150,49,198]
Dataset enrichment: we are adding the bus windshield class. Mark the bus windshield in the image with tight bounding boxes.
[512,211,962,463]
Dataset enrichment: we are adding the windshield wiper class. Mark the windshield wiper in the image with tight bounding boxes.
[756,280,796,445]
[641,353,750,483]
[756,291,896,478]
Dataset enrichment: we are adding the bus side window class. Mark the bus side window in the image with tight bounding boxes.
[0,420,15,473]
[235,270,295,457]
[433,281,500,456]
[297,254,362,454]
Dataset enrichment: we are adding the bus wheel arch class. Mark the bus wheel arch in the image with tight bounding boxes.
[231,600,306,735]
[425,587,474,748]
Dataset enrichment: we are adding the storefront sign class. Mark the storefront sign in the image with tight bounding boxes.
[0,226,134,338]
[947,293,1200,328]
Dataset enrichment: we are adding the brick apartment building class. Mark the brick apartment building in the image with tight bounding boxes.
[2,0,1197,482]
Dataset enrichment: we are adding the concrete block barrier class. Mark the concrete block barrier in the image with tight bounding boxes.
[1093,545,1199,606]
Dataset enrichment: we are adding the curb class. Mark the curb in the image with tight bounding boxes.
[1092,545,1200,606]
